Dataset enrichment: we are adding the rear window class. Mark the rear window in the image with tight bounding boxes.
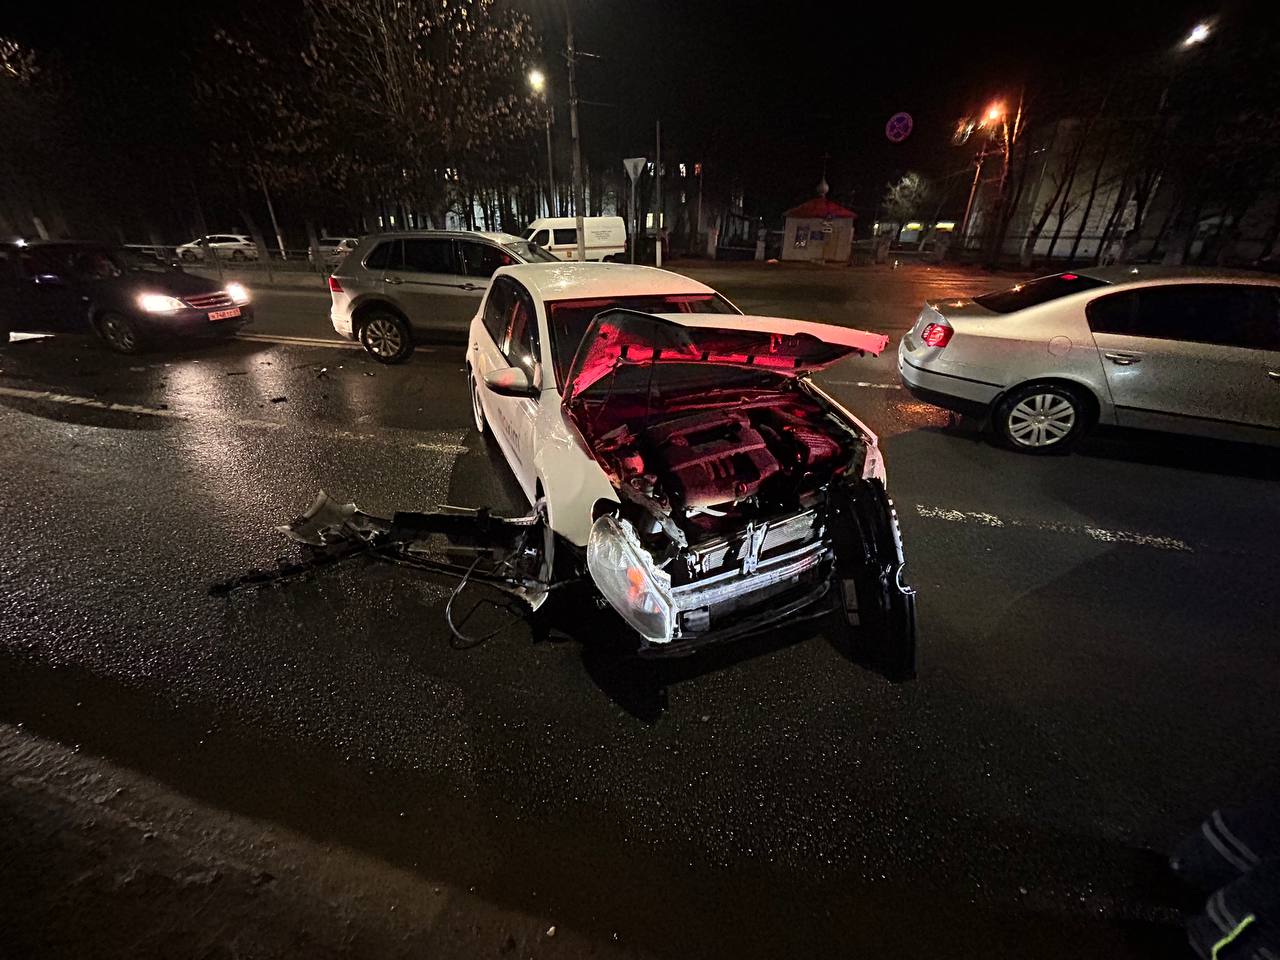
[363,241,398,270]
[547,292,739,387]
[974,273,1108,314]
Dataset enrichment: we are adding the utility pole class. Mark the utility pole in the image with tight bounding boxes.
[959,154,984,244]
[544,107,556,217]
[250,140,288,260]
[564,1,587,262]
[696,161,703,254]
[654,119,662,267]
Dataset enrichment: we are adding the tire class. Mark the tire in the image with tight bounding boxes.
[96,312,144,354]
[180,250,198,263]
[994,381,1090,453]
[358,311,414,364]
[230,250,247,262]
[469,367,489,435]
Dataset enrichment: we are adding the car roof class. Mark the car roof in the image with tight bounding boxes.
[1075,265,1280,288]
[492,262,719,302]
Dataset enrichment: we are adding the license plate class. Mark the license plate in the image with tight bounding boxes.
[208,308,241,321]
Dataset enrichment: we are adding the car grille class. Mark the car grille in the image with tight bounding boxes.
[183,291,235,310]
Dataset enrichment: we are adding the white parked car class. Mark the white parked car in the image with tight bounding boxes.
[310,236,359,268]
[464,262,917,669]
[524,216,627,261]
[899,269,1280,451]
[175,234,260,263]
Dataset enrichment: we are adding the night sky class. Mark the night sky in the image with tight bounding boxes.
[12,0,1233,221]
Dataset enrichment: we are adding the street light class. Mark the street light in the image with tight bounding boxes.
[984,102,1005,123]
[528,69,554,217]
[1183,22,1211,47]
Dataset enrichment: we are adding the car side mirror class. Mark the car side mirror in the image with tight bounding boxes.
[483,365,539,398]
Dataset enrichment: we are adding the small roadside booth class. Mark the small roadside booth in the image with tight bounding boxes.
[782,188,857,263]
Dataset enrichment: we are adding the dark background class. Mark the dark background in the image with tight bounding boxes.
[9,0,1242,223]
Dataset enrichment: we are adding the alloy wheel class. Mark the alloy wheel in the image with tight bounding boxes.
[99,315,136,353]
[364,317,402,359]
[1006,393,1076,448]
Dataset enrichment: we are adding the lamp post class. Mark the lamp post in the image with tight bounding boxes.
[528,69,555,217]
[564,0,587,262]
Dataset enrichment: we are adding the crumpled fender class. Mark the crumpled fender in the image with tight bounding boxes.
[531,402,619,548]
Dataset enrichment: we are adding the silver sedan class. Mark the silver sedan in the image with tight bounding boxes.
[897,268,1280,452]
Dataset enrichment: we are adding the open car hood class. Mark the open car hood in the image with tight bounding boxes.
[562,309,888,406]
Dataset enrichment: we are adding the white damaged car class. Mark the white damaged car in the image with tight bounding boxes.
[463,264,916,672]
[225,263,916,677]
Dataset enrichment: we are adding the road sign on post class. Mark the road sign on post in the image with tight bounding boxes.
[624,157,646,264]
[885,112,913,143]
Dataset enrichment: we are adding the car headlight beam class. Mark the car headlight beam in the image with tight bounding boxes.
[137,293,185,314]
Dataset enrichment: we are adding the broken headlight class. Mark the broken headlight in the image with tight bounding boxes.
[587,515,675,643]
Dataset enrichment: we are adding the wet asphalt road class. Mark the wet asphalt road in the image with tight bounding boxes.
[1,263,1278,957]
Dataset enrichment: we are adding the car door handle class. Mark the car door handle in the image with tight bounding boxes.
[1104,352,1142,365]
[459,282,479,292]
[382,276,403,285]
[1268,370,1280,382]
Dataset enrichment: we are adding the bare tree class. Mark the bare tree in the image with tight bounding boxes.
[881,172,933,237]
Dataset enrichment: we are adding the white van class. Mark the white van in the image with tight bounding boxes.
[524,216,626,262]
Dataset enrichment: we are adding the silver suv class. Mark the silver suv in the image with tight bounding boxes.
[328,230,557,362]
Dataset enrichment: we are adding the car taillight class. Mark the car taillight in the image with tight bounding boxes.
[921,322,952,348]
[327,275,344,293]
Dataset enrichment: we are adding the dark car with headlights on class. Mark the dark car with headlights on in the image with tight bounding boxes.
[0,240,253,354]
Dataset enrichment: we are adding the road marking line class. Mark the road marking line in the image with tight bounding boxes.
[0,384,471,453]
[0,384,187,419]
[822,379,902,389]
[236,333,359,349]
[236,332,439,353]
[914,503,1194,552]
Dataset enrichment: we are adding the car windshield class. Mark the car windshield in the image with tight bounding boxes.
[546,292,740,387]
[503,240,559,263]
[973,272,1109,313]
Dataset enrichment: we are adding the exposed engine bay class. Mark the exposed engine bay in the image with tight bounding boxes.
[590,391,862,550]
[579,388,861,566]
[562,383,913,667]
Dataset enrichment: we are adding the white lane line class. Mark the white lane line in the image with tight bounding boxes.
[822,379,902,389]
[0,384,189,420]
[235,332,440,353]
[236,333,359,349]
[914,504,1194,552]
[0,384,471,452]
